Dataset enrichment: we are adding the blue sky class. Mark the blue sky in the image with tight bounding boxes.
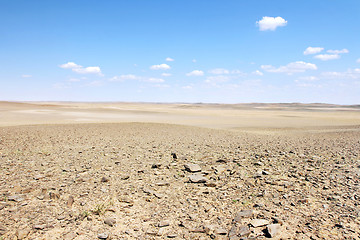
[1,0,360,104]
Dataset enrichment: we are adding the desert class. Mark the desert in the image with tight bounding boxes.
[0,101,359,239]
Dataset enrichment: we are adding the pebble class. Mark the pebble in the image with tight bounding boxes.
[98,233,109,239]
[33,224,46,230]
[104,217,116,227]
[233,209,253,222]
[158,220,170,227]
[189,173,208,183]
[16,229,30,239]
[250,219,270,227]
[184,163,202,172]
[267,224,281,237]
[7,195,24,202]
[67,195,74,207]
[101,177,110,183]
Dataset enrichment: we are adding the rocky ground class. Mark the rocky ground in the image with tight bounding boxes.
[0,123,359,239]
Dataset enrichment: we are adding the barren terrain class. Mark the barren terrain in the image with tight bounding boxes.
[0,102,359,239]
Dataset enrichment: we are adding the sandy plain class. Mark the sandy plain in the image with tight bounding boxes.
[0,101,359,239]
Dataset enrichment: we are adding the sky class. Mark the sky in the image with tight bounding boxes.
[1,0,360,104]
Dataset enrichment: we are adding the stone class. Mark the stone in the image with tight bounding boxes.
[215,227,227,235]
[171,153,177,159]
[67,195,74,207]
[233,210,253,222]
[189,173,208,183]
[104,217,116,227]
[184,163,202,172]
[156,181,170,186]
[250,219,270,228]
[98,233,108,239]
[33,224,46,230]
[49,192,60,200]
[205,182,217,187]
[167,233,177,238]
[63,232,77,240]
[267,224,281,238]
[16,229,30,239]
[158,220,170,227]
[101,177,109,183]
[7,195,24,202]
[229,225,250,239]
[152,163,162,168]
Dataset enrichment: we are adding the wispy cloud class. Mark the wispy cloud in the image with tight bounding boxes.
[21,74,32,78]
[304,47,324,55]
[314,54,340,61]
[150,63,171,70]
[261,61,317,74]
[144,77,165,83]
[186,70,204,76]
[252,70,263,76]
[256,16,287,31]
[59,62,103,75]
[109,74,140,81]
[327,49,349,54]
[161,73,172,77]
[208,68,229,75]
[165,57,174,62]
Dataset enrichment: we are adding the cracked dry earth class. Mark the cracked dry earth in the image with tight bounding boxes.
[0,123,359,240]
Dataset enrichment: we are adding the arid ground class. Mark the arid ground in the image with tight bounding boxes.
[0,102,359,239]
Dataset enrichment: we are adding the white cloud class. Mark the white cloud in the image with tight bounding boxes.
[150,63,171,70]
[231,70,245,75]
[21,74,32,78]
[256,16,287,31]
[109,74,139,81]
[60,62,102,75]
[182,85,193,90]
[59,62,82,69]
[261,61,317,74]
[145,77,165,83]
[327,49,349,54]
[165,57,174,62]
[252,70,263,76]
[205,75,230,84]
[161,73,172,77]
[186,70,204,76]
[304,47,324,55]
[321,68,360,80]
[86,81,103,87]
[357,58,360,63]
[314,54,340,61]
[72,66,102,75]
[297,76,319,81]
[68,78,81,82]
[209,68,230,75]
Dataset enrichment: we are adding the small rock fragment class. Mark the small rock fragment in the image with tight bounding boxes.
[189,173,208,183]
[267,224,281,237]
[33,224,46,230]
[250,219,270,228]
[233,210,253,222]
[67,195,74,207]
[104,217,116,227]
[101,177,110,183]
[8,195,24,202]
[152,163,162,169]
[158,220,170,227]
[184,163,202,173]
[98,233,108,239]
[16,229,30,239]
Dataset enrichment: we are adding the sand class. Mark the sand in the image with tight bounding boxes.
[0,102,359,239]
